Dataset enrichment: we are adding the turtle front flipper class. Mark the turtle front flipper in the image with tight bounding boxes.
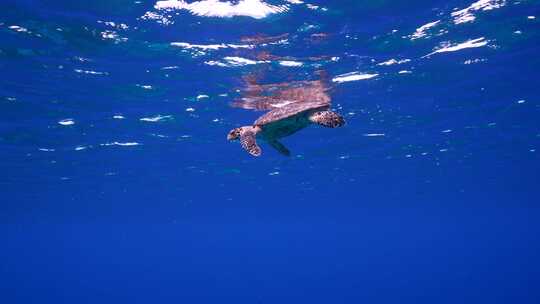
[309,111,345,128]
[268,139,291,156]
[240,128,262,157]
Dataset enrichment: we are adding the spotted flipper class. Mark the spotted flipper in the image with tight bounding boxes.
[268,139,291,156]
[240,129,261,156]
[309,111,345,128]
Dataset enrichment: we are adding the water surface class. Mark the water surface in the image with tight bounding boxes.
[1,0,540,303]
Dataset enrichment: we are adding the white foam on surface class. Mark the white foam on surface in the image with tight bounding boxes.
[451,0,506,24]
[8,25,29,33]
[425,37,488,57]
[332,72,378,83]
[155,0,288,19]
[74,69,108,75]
[377,58,411,66]
[463,58,487,64]
[101,142,141,147]
[97,21,129,30]
[101,30,117,39]
[140,115,172,122]
[140,11,172,25]
[171,42,253,50]
[161,66,179,70]
[205,56,265,67]
[410,20,440,40]
[58,119,75,126]
[278,60,303,67]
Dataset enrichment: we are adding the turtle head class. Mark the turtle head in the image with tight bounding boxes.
[227,128,242,141]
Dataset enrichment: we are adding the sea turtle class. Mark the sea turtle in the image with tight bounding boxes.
[227,99,345,156]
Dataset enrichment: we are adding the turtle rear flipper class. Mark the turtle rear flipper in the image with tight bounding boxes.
[309,111,345,128]
[240,128,262,157]
[268,139,291,156]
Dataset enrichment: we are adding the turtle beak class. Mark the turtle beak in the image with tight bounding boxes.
[227,128,240,141]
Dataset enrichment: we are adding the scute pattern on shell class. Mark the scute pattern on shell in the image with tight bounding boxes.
[254,101,329,126]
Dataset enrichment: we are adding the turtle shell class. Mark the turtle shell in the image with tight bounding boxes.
[254,100,329,126]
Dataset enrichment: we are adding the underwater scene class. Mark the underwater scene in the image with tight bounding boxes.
[1,0,540,303]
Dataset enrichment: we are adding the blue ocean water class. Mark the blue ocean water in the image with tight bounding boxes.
[1,0,540,302]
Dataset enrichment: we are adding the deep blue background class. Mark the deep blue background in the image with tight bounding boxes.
[1,0,540,303]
